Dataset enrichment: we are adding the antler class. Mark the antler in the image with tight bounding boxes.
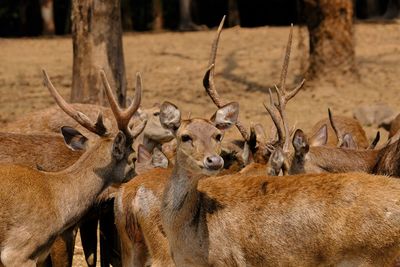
[264,25,305,154]
[328,108,344,147]
[203,15,250,141]
[42,69,108,136]
[100,70,145,139]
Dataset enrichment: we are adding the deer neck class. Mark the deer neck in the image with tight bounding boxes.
[161,156,208,260]
[49,140,115,227]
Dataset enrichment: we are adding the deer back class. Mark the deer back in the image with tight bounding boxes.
[309,115,369,148]
[0,132,83,171]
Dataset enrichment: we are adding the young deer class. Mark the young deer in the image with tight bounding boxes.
[0,69,144,267]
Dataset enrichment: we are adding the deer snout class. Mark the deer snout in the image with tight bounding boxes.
[203,155,224,171]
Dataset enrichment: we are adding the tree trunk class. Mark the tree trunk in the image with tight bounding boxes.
[384,0,400,19]
[40,0,55,35]
[71,0,127,107]
[152,0,164,31]
[227,0,240,27]
[303,0,355,80]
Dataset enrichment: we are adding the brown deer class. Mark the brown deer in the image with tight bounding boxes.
[157,100,400,266]
[3,87,173,267]
[115,100,239,267]
[0,69,144,267]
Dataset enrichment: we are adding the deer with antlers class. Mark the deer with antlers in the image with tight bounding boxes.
[0,69,145,267]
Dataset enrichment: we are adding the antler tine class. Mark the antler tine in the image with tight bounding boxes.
[270,25,306,153]
[203,16,250,141]
[208,15,226,69]
[328,108,343,147]
[279,24,293,93]
[101,70,142,138]
[42,69,107,136]
[204,15,226,108]
[263,90,283,145]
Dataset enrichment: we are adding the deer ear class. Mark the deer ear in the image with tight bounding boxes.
[267,147,285,176]
[211,102,239,130]
[341,133,358,149]
[292,129,309,156]
[61,126,88,151]
[112,131,127,161]
[152,147,169,168]
[137,144,152,163]
[309,124,328,146]
[160,101,181,133]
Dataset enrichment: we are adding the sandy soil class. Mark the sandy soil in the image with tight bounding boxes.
[0,22,399,265]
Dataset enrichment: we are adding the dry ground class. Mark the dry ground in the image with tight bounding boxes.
[0,22,399,266]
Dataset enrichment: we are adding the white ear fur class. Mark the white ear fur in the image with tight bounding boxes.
[160,101,181,133]
[211,102,239,130]
[309,124,328,146]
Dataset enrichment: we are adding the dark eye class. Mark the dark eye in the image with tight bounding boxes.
[181,134,192,142]
[153,112,160,116]
[215,134,222,142]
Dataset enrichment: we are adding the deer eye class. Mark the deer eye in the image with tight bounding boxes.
[181,134,192,143]
[215,134,222,142]
[153,112,160,116]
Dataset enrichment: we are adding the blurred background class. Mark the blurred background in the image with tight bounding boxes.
[0,0,398,37]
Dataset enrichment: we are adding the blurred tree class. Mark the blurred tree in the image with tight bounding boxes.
[383,0,400,18]
[40,0,55,35]
[228,0,240,26]
[71,2,126,265]
[71,0,127,107]
[302,0,355,80]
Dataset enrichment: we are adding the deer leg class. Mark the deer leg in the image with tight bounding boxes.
[80,210,99,267]
[99,200,122,267]
[50,226,77,267]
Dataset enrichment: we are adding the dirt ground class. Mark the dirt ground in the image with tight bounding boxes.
[0,22,399,266]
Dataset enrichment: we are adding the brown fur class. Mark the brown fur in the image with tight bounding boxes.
[289,129,400,177]
[0,132,82,172]
[390,113,400,138]
[116,104,400,267]
[309,115,369,148]
[117,165,400,266]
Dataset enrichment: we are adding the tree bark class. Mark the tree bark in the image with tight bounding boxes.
[152,0,164,31]
[303,0,355,80]
[227,0,240,27]
[71,0,127,107]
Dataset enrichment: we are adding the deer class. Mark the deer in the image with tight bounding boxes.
[0,69,145,267]
[114,100,240,267]
[156,99,400,266]
[3,82,174,267]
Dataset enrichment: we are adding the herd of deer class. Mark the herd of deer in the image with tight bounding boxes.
[1,17,400,267]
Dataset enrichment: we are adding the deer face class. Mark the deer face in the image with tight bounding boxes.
[160,101,239,176]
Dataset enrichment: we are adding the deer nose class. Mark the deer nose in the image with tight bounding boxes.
[203,155,224,171]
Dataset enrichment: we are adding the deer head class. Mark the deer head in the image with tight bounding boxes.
[43,69,146,183]
[159,101,239,176]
